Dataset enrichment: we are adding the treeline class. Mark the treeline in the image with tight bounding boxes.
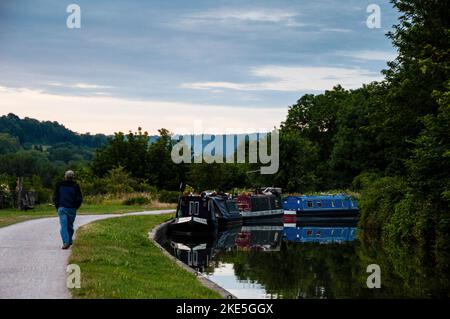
[0,113,108,148]
[0,114,107,206]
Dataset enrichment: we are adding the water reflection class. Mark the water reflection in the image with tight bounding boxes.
[160,217,450,299]
[283,218,357,244]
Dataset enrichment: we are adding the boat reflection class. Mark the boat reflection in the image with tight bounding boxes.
[164,222,284,272]
[283,217,358,244]
[236,225,283,252]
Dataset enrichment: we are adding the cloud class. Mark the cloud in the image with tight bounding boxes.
[46,82,112,90]
[0,86,285,134]
[320,28,352,33]
[181,65,382,92]
[337,50,397,61]
[184,8,304,27]
[72,83,112,89]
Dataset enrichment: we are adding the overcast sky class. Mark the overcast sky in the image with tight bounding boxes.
[0,0,399,134]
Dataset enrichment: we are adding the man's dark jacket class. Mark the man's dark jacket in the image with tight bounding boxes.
[53,180,83,209]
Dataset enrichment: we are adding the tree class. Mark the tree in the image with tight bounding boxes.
[92,128,150,178]
[379,0,450,174]
[147,128,181,190]
[329,83,387,187]
[274,130,318,193]
[0,133,20,154]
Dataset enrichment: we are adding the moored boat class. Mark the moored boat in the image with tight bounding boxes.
[168,191,242,235]
[235,187,284,220]
[283,194,358,218]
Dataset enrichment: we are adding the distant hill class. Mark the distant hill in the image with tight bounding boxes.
[0,113,264,155]
[0,113,108,148]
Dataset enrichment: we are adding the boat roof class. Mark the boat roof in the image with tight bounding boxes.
[284,194,354,200]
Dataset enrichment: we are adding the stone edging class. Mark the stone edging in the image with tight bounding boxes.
[148,220,237,299]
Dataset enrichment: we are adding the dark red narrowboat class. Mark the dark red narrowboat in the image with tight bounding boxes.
[235,187,284,220]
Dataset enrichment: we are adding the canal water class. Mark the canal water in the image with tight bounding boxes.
[159,217,450,299]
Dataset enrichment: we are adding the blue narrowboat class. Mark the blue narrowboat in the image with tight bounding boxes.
[283,194,358,217]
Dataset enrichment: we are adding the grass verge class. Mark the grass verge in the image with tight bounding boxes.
[0,201,176,228]
[69,215,222,299]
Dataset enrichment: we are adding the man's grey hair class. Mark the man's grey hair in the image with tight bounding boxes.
[65,170,75,180]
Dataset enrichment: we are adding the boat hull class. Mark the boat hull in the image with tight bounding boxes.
[168,217,217,236]
[240,209,284,221]
[169,216,243,236]
[293,209,359,218]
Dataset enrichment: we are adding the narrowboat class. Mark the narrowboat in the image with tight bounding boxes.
[235,187,284,220]
[283,194,358,218]
[168,191,242,235]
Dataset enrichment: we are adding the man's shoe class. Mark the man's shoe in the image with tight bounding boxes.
[62,243,71,250]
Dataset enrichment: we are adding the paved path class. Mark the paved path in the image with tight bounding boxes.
[0,210,174,299]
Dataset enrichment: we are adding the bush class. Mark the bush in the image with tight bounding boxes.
[122,196,151,206]
[357,175,408,236]
[158,190,179,203]
[102,166,137,195]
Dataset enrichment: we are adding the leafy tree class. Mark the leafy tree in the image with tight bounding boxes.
[0,133,21,154]
[273,130,318,193]
[147,128,181,190]
[92,128,150,178]
[379,0,450,174]
[329,83,387,187]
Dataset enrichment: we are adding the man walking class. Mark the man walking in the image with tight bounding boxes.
[53,170,83,249]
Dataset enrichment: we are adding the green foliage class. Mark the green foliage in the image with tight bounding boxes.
[273,130,318,193]
[158,190,180,203]
[0,113,107,147]
[48,143,94,163]
[0,133,21,154]
[122,196,151,206]
[102,166,137,195]
[92,128,183,191]
[358,175,408,236]
[356,0,450,247]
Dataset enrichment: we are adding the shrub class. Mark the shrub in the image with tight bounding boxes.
[158,190,179,203]
[357,175,408,236]
[102,166,137,195]
[122,196,151,206]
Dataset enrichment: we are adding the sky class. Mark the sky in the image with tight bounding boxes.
[0,0,399,134]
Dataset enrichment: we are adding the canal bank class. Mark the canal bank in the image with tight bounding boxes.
[149,220,236,299]
[69,214,223,299]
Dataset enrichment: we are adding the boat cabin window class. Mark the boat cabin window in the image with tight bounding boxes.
[307,201,313,208]
[226,200,239,213]
[189,201,199,215]
[316,201,322,208]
